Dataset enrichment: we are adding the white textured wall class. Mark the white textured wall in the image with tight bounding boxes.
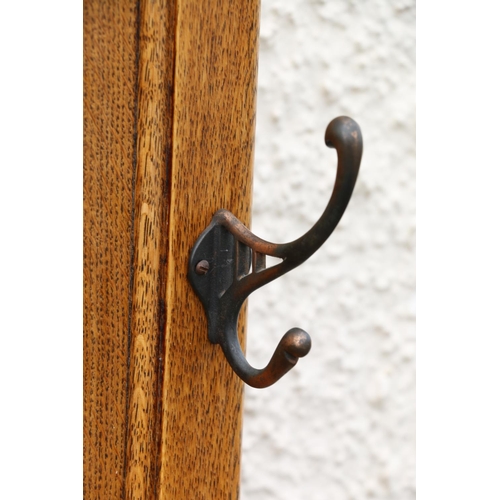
[241,1,415,499]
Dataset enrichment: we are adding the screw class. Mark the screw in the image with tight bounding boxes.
[195,260,210,275]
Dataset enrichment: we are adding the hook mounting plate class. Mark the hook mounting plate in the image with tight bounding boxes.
[189,217,252,345]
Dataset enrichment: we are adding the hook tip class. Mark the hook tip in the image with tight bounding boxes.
[281,328,312,359]
[324,116,362,150]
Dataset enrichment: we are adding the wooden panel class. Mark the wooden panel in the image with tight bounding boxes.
[124,1,175,498]
[84,1,260,498]
[83,1,138,498]
[158,1,260,498]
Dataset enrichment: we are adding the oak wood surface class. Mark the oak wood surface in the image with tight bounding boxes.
[124,1,175,498]
[83,1,139,497]
[157,1,259,497]
[84,1,260,498]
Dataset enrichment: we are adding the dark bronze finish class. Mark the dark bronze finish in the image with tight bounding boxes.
[188,116,363,388]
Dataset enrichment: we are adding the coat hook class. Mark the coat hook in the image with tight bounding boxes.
[188,116,363,388]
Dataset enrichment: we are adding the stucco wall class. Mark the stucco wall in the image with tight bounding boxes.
[240,1,415,499]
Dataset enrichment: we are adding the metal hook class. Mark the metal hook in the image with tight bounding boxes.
[188,116,363,388]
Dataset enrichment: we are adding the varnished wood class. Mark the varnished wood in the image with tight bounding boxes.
[158,1,260,498]
[83,1,138,498]
[84,0,260,498]
[124,1,175,498]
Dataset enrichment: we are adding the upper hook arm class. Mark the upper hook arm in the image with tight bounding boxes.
[278,116,362,267]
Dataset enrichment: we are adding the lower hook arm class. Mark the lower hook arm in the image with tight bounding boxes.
[220,327,312,388]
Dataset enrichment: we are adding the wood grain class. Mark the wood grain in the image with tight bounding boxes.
[84,0,260,497]
[158,1,260,498]
[124,1,175,498]
[83,1,138,498]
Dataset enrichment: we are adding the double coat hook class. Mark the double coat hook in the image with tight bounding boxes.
[188,116,363,388]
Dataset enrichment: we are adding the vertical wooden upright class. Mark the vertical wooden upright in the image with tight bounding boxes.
[84,2,139,498]
[84,0,260,498]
